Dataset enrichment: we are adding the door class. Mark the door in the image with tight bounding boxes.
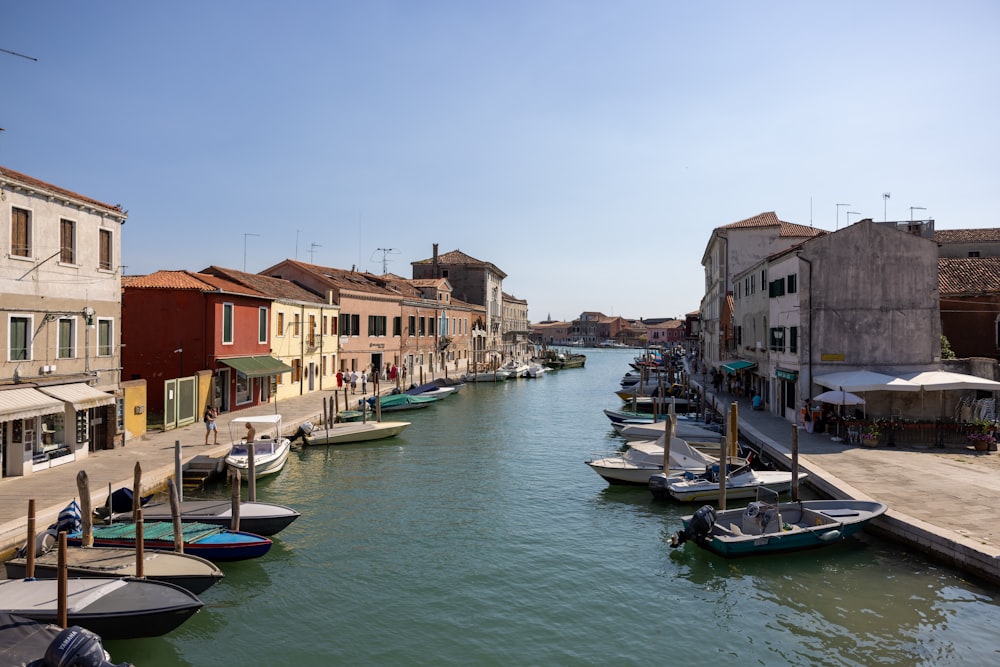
[163,379,178,430]
[216,369,230,412]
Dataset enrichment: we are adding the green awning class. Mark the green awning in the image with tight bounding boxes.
[219,356,293,378]
[722,360,756,374]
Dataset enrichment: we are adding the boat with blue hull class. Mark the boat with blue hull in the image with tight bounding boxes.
[68,522,272,562]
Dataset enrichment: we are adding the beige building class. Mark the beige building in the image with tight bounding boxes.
[0,166,127,477]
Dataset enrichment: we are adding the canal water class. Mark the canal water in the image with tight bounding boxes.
[109,349,999,666]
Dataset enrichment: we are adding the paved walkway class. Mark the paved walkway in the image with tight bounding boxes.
[703,386,1000,584]
[2,377,999,583]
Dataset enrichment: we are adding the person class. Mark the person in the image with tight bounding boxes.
[751,391,763,411]
[245,422,256,442]
[203,405,218,445]
[336,371,343,388]
[390,364,398,382]
[350,371,358,394]
[361,371,367,395]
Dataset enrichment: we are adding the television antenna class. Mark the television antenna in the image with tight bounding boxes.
[372,247,399,275]
[309,242,323,263]
[1,48,37,62]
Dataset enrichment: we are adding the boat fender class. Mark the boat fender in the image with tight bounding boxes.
[44,625,132,667]
[818,530,842,542]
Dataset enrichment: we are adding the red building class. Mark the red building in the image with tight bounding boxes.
[122,271,290,419]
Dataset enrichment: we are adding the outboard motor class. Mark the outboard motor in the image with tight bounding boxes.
[670,504,716,548]
[44,625,132,667]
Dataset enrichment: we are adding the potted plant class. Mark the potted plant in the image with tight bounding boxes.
[860,426,881,447]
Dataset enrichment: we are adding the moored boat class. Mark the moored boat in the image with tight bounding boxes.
[304,420,410,445]
[649,464,801,503]
[68,521,272,561]
[224,414,292,481]
[4,545,224,594]
[0,577,203,640]
[367,392,441,412]
[0,612,125,666]
[113,499,300,536]
[670,495,888,557]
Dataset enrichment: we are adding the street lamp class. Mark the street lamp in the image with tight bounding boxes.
[846,211,860,225]
[173,346,183,378]
[909,206,926,221]
[836,203,851,230]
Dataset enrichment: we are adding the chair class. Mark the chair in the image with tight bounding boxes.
[846,425,861,445]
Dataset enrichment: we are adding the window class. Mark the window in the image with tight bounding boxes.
[419,317,426,336]
[58,317,76,358]
[97,318,113,356]
[258,308,268,344]
[789,326,798,354]
[9,315,31,360]
[11,207,31,257]
[235,371,250,404]
[292,359,302,383]
[339,314,360,336]
[393,316,402,337]
[276,312,285,336]
[292,313,301,337]
[308,315,317,347]
[322,316,328,336]
[969,251,981,258]
[408,316,416,337]
[428,317,436,336]
[222,303,234,344]
[769,278,785,298]
[787,274,797,294]
[735,325,742,347]
[60,219,76,264]
[99,229,113,270]
[368,315,387,337]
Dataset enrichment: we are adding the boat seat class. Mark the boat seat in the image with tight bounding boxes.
[819,509,861,518]
[260,434,271,439]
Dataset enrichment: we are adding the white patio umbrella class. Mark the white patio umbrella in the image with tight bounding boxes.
[812,390,866,405]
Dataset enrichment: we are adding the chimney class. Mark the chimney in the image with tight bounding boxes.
[432,243,439,278]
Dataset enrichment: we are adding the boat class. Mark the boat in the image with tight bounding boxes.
[540,351,586,369]
[620,395,692,414]
[613,419,724,443]
[367,391,441,412]
[603,408,664,424]
[0,577,203,640]
[585,436,748,486]
[0,612,125,667]
[463,369,512,382]
[648,463,802,503]
[303,420,410,446]
[669,492,888,557]
[405,380,463,397]
[525,363,548,378]
[112,499,300,537]
[68,521,272,561]
[500,361,530,378]
[4,544,224,594]
[224,414,292,481]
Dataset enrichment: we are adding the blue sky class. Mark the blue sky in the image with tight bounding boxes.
[2,2,998,322]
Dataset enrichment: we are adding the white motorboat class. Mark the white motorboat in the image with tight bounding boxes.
[304,420,411,446]
[225,414,291,481]
[501,361,530,378]
[613,419,724,444]
[525,363,548,378]
[586,435,749,486]
[649,463,802,503]
[463,370,512,382]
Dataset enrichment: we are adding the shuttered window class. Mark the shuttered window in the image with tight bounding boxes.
[60,219,76,264]
[99,229,112,270]
[11,208,30,257]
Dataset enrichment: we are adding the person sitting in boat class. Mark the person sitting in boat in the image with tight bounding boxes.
[244,423,256,442]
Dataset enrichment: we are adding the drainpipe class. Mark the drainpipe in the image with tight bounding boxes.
[799,254,814,401]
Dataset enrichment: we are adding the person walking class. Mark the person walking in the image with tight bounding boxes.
[350,370,358,394]
[361,370,368,395]
[203,404,218,445]
[336,371,343,388]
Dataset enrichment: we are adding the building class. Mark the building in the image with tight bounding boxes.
[122,271,292,424]
[411,246,509,367]
[935,227,1000,259]
[700,212,826,371]
[938,256,1000,361]
[200,266,339,400]
[501,292,530,360]
[1,166,127,477]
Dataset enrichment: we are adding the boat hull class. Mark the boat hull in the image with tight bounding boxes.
[132,500,300,536]
[0,578,202,640]
[69,522,272,562]
[305,421,410,445]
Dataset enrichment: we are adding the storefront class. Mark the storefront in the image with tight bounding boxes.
[0,387,69,477]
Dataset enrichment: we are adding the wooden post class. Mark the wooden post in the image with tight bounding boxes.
[132,461,142,522]
[323,397,328,429]
[334,393,340,422]
[230,469,242,531]
[729,402,739,459]
[661,414,675,476]
[247,444,256,503]
[26,499,36,578]
[168,478,184,554]
[135,508,145,579]
[57,531,68,628]
[174,440,183,503]
[718,433,728,511]
[791,424,800,502]
[76,471,93,548]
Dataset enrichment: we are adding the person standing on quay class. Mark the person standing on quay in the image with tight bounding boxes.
[336,371,343,388]
[361,370,367,395]
[351,370,358,394]
[204,405,218,445]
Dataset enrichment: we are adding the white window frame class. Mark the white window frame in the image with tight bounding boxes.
[8,314,33,361]
[57,316,77,359]
[97,317,114,357]
[222,302,234,345]
[258,307,268,344]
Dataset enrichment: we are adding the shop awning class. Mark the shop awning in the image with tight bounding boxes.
[220,356,293,378]
[722,360,756,374]
[38,383,116,410]
[0,388,65,422]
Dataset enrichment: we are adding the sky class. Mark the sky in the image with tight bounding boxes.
[2,2,999,322]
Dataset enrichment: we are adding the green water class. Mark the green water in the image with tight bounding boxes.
[108,349,999,666]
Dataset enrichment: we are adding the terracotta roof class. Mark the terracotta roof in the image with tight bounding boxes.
[123,270,264,296]
[0,166,125,215]
[935,228,1000,244]
[412,248,507,279]
[721,211,824,238]
[938,257,1000,295]
[201,266,325,303]
[274,260,421,298]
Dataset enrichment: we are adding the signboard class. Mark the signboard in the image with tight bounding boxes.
[820,353,845,362]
